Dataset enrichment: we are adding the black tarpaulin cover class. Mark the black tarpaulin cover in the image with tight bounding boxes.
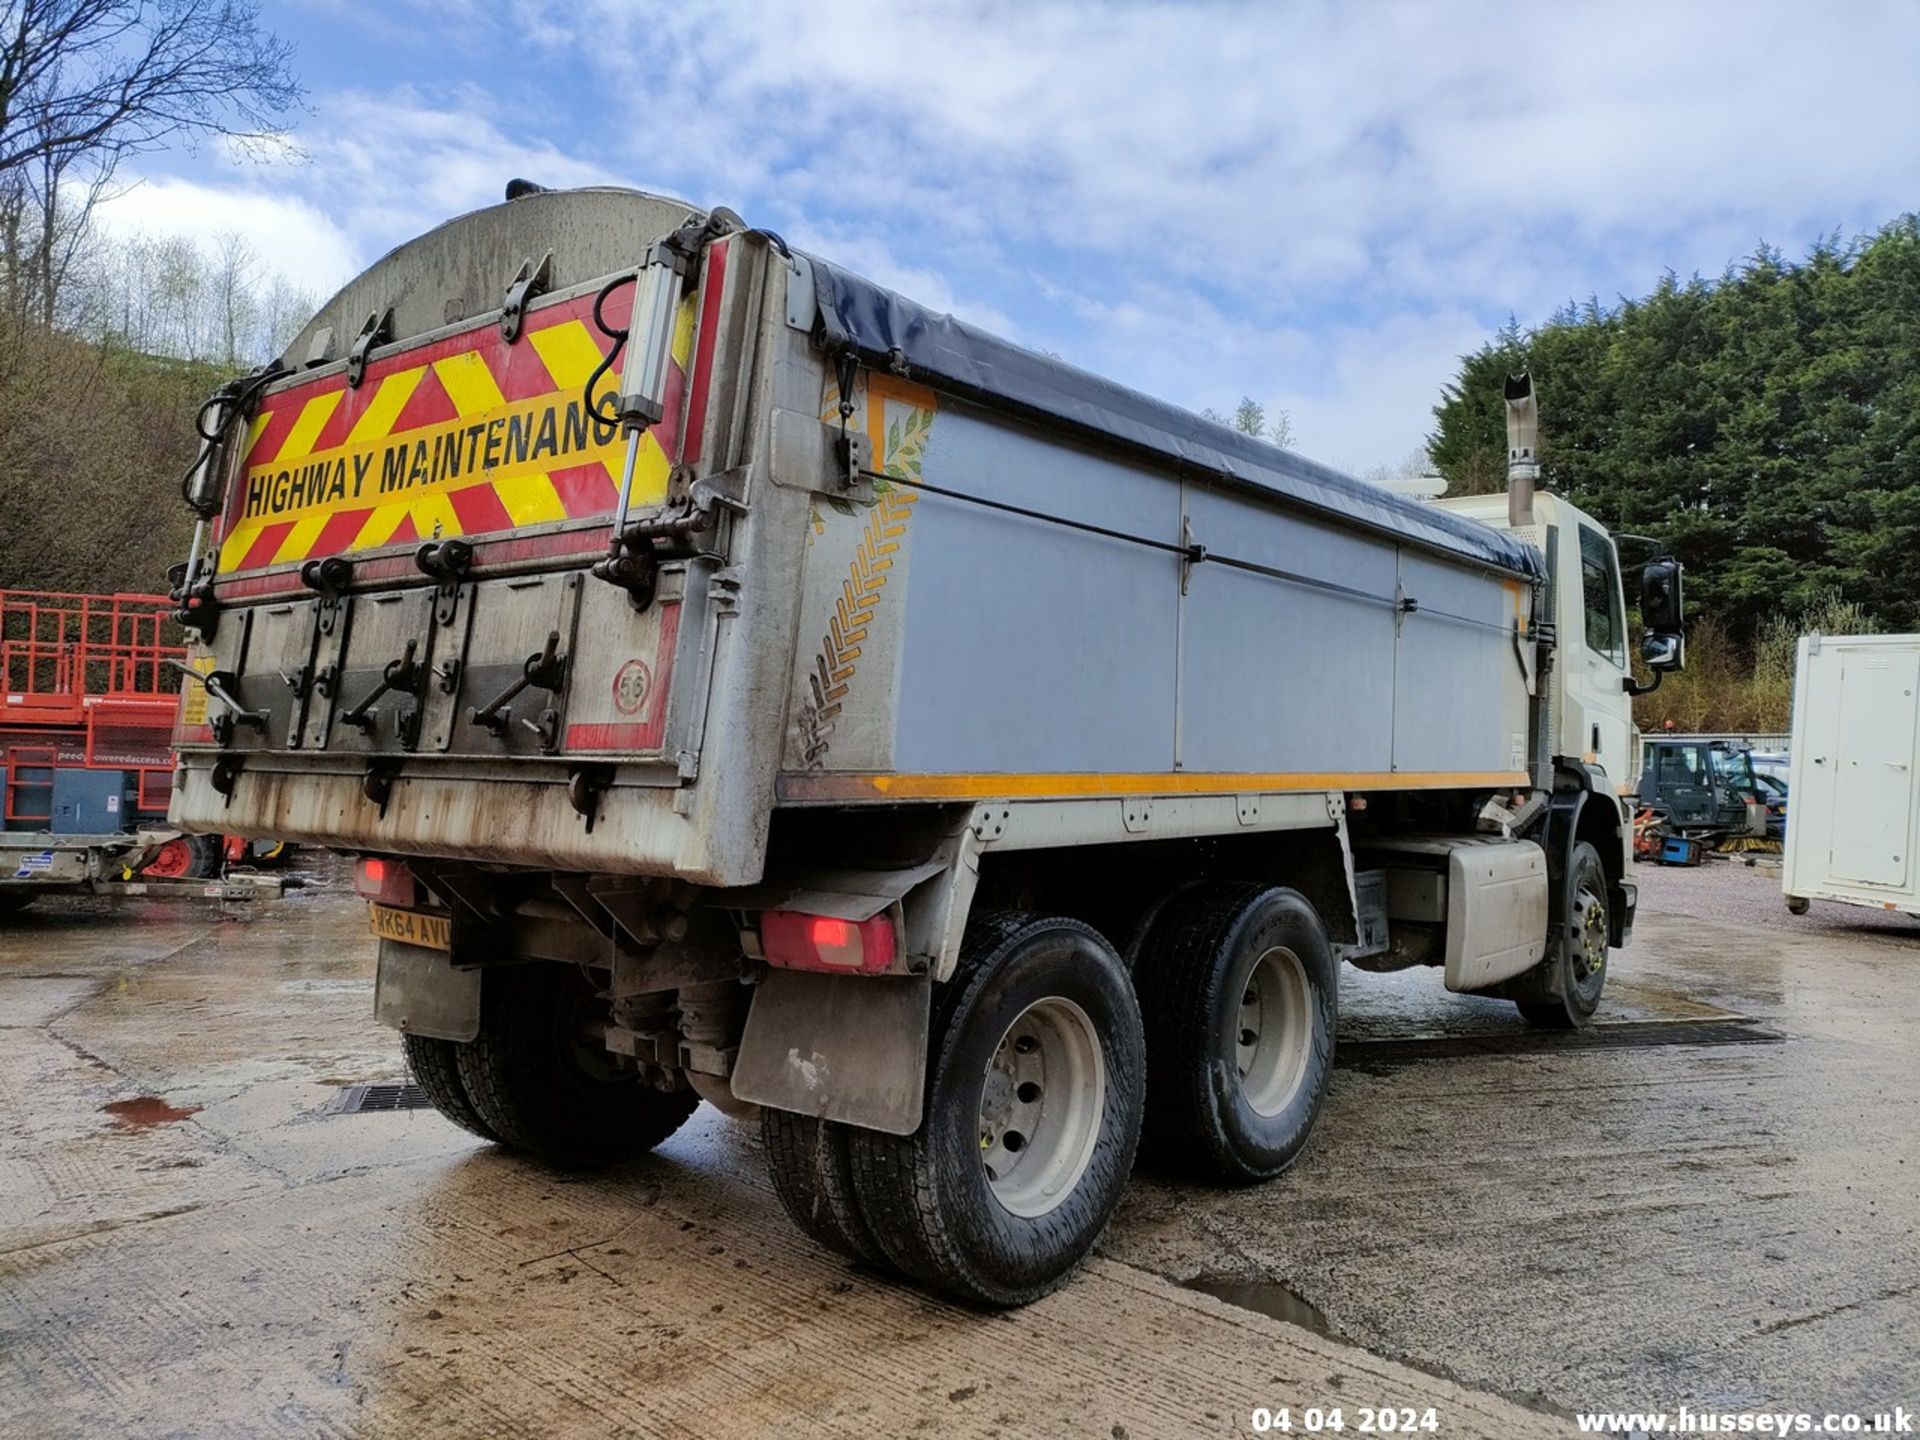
[804,254,1543,580]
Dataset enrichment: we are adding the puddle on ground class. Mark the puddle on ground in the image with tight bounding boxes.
[100,1096,201,1127]
[1335,1018,1782,1075]
[1179,1275,1341,1340]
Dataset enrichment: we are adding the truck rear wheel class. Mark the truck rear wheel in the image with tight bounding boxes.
[455,963,699,1168]
[1136,884,1337,1183]
[1516,840,1609,1029]
[402,1032,498,1142]
[762,1109,892,1270]
[846,914,1145,1307]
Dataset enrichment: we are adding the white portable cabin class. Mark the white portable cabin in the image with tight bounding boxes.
[1783,633,1920,919]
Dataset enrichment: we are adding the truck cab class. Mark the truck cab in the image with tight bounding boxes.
[1435,491,1638,795]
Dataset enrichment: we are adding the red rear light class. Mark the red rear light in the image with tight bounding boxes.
[759,910,898,974]
[810,916,851,948]
[354,857,417,906]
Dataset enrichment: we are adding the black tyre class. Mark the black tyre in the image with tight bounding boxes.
[1516,840,1610,1029]
[1785,896,1811,916]
[847,914,1145,1308]
[402,1031,498,1142]
[1136,884,1337,1184]
[455,963,699,1167]
[762,1108,892,1271]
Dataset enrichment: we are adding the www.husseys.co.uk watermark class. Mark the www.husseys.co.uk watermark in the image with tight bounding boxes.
[1575,1407,1913,1435]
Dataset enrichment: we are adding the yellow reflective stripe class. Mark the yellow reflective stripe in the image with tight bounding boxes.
[243,411,273,457]
[627,432,671,508]
[409,491,462,539]
[218,522,261,570]
[493,472,567,525]
[350,503,411,552]
[348,366,425,444]
[277,391,344,463]
[433,351,505,416]
[528,320,605,390]
[270,514,330,565]
[671,292,697,365]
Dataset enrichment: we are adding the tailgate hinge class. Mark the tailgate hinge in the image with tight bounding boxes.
[346,308,393,389]
[500,252,553,343]
[415,538,475,626]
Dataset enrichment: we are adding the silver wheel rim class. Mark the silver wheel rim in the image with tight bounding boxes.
[1571,884,1608,989]
[1237,946,1313,1118]
[979,996,1106,1219]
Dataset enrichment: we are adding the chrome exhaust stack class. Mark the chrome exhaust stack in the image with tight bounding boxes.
[1504,372,1539,530]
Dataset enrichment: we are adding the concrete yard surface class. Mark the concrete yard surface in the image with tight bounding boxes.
[2,858,1917,1437]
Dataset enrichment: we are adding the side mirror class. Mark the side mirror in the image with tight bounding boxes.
[1640,556,1684,635]
[1639,556,1684,673]
[1640,631,1684,672]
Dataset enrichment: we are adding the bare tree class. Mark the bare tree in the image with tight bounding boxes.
[0,2,298,326]
[75,224,308,363]
[210,227,252,365]
[1203,395,1296,449]
[0,1,299,176]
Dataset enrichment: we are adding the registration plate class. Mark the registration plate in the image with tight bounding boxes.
[368,903,451,951]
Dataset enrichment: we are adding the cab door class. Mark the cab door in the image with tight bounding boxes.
[1565,521,1634,787]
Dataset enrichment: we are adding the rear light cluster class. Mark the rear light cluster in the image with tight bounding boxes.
[757,910,898,974]
[354,856,419,907]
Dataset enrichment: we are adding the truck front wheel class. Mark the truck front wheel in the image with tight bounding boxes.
[1516,840,1610,1029]
[1136,884,1337,1183]
[455,963,699,1168]
[846,914,1145,1307]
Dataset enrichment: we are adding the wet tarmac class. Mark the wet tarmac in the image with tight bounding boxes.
[2,858,1915,1437]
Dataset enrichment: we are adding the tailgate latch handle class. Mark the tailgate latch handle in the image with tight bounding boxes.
[470,631,567,738]
[340,640,425,734]
[170,663,269,746]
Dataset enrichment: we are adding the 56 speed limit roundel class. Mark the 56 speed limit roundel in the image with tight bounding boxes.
[612,659,652,716]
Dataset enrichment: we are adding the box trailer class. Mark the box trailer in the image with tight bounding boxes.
[1783,634,1920,920]
[165,184,1687,1304]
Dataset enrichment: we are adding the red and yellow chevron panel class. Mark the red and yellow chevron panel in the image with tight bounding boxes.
[215,289,699,574]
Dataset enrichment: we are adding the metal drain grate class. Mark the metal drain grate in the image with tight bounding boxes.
[326,1083,433,1115]
[1337,1019,1785,1074]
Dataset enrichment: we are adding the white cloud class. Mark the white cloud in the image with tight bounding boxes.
[98,0,1920,469]
[782,221,1018,337]
[548,0,1920,298]
[90,176,360,302]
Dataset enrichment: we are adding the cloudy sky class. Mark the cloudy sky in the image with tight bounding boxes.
[98,0,1920,475]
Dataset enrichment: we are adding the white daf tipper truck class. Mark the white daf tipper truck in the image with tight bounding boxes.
[166,184,1686,1305]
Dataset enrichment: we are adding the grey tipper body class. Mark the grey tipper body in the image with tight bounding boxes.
[168,185,1676,1306]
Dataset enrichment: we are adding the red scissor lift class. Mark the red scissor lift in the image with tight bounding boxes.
[0,590,209,878]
